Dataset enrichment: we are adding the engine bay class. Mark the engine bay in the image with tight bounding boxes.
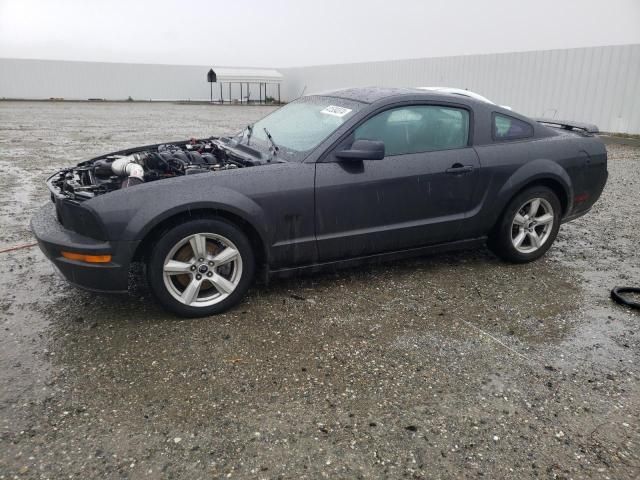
[51,138,252,200]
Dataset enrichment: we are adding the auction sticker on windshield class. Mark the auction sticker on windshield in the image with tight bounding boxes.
[320,105,352,117]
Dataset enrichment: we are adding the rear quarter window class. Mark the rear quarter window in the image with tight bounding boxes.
[493,113,533,141]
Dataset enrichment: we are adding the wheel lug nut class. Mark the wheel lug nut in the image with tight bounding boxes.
[196,274,202,280]
[198,258,204,262]
[208,261,214,266]
[190,265,196,271]
[207,272,213,277]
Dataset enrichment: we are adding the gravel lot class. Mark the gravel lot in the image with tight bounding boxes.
[0,101,639,479]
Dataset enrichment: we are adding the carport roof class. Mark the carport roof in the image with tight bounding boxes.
[211,67,283,83]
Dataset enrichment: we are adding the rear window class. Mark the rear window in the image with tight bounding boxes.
[493,113,533,141]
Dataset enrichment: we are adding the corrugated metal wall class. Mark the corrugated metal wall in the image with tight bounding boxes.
[1,45,639,133]
[0,58,281,102]
[280,45,640,134]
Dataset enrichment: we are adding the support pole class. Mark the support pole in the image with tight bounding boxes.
[278,84,281,104]
[220,83,223,104]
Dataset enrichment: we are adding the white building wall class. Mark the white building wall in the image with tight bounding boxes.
[1,45,639,133]
[280,45,640,134]
[0,58,282,102]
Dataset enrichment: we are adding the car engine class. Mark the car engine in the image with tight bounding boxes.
[51,138,247,200]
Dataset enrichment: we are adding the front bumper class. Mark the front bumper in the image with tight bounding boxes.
[31,203,136,293]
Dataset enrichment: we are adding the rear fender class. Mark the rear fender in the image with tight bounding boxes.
[492,158,573,224]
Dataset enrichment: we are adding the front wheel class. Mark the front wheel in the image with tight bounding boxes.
[147,218,255,317]
[488,186,561,263]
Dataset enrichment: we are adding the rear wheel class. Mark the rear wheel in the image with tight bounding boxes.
[488,186,561,263]
[148,218,254,317]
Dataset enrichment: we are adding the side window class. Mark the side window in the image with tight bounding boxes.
[493,113,533,141]
[354,105,469,156]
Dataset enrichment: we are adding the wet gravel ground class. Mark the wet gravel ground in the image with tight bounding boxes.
[0,101,639,479]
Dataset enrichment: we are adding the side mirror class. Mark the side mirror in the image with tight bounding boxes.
[335,139,385,161]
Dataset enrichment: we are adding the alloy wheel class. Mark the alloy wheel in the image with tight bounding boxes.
[162,233,243,307]
[511,198,555,254]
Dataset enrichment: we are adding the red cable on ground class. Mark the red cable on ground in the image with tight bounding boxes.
[0,242,38,254]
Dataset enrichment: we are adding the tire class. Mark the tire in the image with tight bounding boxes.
[488,186,561,263]
[147,218,255,317]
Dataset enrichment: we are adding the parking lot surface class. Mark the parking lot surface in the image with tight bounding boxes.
[0,101,638,479]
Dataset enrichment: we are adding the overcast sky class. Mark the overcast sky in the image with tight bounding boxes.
[1,0,639,68]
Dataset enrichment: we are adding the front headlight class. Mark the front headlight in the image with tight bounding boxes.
[55,199,108,241]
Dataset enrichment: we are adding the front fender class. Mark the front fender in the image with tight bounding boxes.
[86,175,270,252]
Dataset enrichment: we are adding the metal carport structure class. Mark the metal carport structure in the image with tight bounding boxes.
[208,67,283,104]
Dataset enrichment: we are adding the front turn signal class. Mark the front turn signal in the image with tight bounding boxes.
[61,251,112,263]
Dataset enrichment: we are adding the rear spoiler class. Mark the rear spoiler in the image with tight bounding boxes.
[534,118,599,134]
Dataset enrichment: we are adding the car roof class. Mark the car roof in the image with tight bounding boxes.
[417,87,512,110]
[417,87,495,104]
[309,86,475,105]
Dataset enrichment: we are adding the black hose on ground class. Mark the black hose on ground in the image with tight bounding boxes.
[611,287,640,310]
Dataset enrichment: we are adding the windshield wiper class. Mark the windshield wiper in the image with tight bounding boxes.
[232,124,254,145]
[246,124,253,144]
[263,128,279,162]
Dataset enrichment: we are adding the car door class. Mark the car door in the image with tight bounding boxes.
[314,103,480,261]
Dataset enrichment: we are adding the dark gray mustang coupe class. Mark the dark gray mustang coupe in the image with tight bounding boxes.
[32,87,607,317]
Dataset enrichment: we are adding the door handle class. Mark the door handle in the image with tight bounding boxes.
[445,164,474,175]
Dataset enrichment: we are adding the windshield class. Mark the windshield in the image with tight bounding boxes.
[230,96,364,162]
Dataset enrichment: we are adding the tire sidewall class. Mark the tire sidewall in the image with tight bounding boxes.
[148,218,255,317]
[490,186,562,263]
